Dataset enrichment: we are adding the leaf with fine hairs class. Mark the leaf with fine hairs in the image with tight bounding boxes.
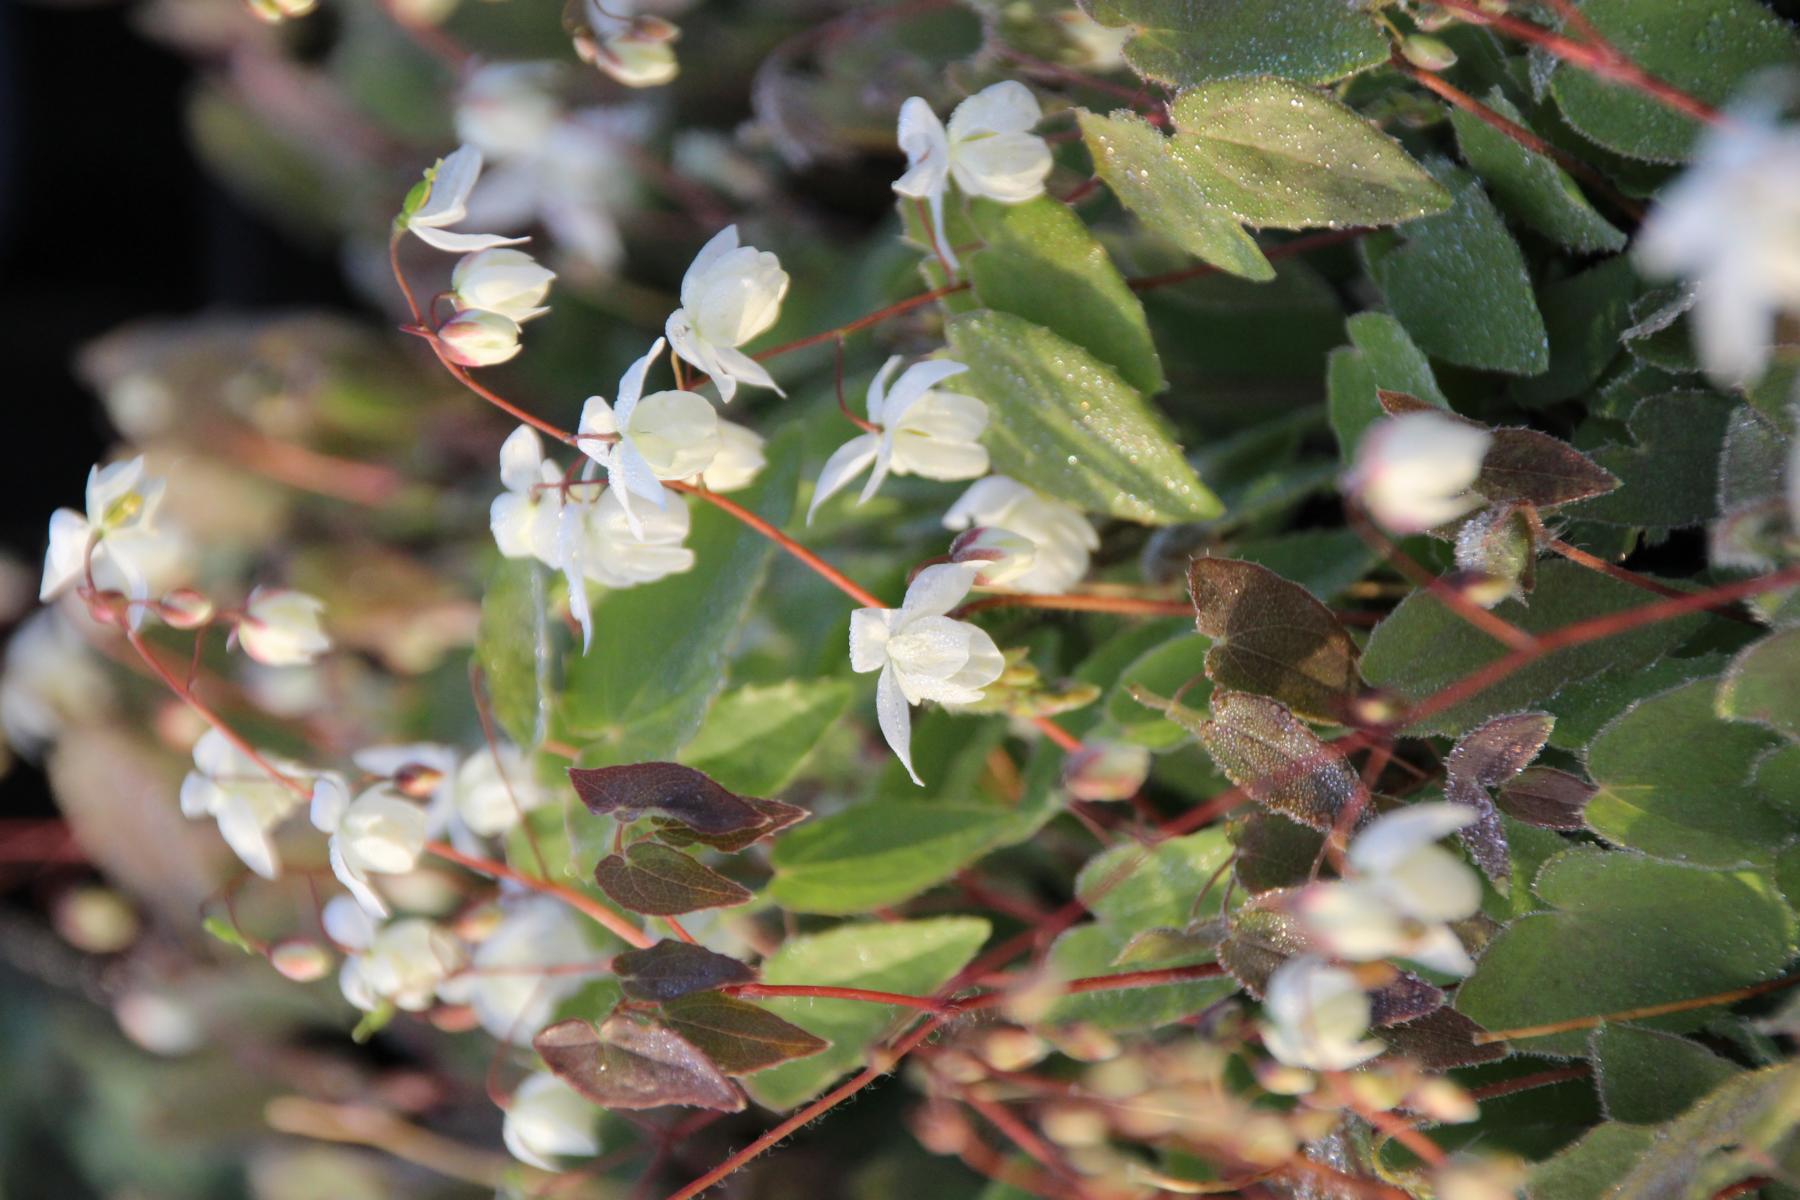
[654,794,810,853]
[1187,556,1360,723]
[533,1016,745,1111]
[570,761,764,835]
[660,992,830,1075]
[1197,690,1366,832]
[1375,1007,1509,1070]
[613,940,757,1003]
[1377,390,1619,510]
[1496,766,1596,831]
[1444,711,1555,887]
[594,843,753,916]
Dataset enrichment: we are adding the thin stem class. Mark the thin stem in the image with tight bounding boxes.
[424,840,654,949]
[753,284,968,362]
[1472,971,1800,1044]
[430,341,581,446]
[1346,504,1537,651]
[666,481,886,608]
[957,591,1194,618]
[724,983,951,1012]
[1547,537,1761,625]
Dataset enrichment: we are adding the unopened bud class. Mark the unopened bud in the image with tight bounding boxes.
[1062,740,1152,802]
[53,885,140,954]
[1411,1077,1479,1124]
[452,249,556,324]
[454,901,506,942]
[583,30,679,87]
[160,588,216,630]
[911,1103,970,1155]
[1446,569,1519,610]
[437,309,523,367]
[949,525,1037,586]
[1253,1059,1316,1096]
[632,14,678,41]
[246,0,316,22]
[270,938,334,982]
[1413,7,1457,31]
[1041,1104,1109,1148]
[1400,33,1459,70]
[392,762,446,798]
[980,1028,1050,1073]
[1050,1022,1121,1063]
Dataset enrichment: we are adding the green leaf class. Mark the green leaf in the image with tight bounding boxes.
[1584,676,1794,867]
[946,311,1221,524]
[1162,79,1451,229]
[1106,634,1214,750]
[1327,312,1449,460]
[1196,690,1366,831]
[1549,0,1800,163]
[1187,557,1360,723]
[593,843,754,916]
[659,992,829,1076]
[1545,651,1728,751]
[967,196,1164,395]
[1510,256,1640,409]
[1076,827,1236,930]
[202,916,256,954]
[680,679,852,796]
[1575,391,1734,529]
[534,1015,745,1111]
[561,430,801,762]
[1455,847,1798,1055]
[1718,629,1800,740]
[1610,1064,1800,1199]
[1360,561,1705,735]
[1450,88,1625,253]
[1078,110,1275,282]
[1083,0,1388,86]
[1528,1123,1659,1200]
[768,805,1020,915]
[1364,173,1549,374]
[1040,923,1234,1031]
[475,555,547,748]
[747,917,990,1109]
[1592,1025,1739,1124]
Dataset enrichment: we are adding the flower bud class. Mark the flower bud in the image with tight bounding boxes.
[53,885,140,954]
[271,938,334,982]
[452,249,556,323]
[504,1072,601,1170]
[1252,1059,1316,1096]
[236,587,331,667]
[245,0,316,22]
[1400,33,1459,71]
[392,762,447,799]
[159,588,216,630]
[1346,411,1492,534]
[587,32,679,88]
[1413,8,1457,31]
[437,309,523,367]
[1062,740,1152,802]
[949,525,1037,586]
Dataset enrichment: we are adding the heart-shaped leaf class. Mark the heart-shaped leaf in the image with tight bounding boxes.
[594,843,753,916]
[660,991,830,1075]
[1197,691,1366,832]
[1187,557,1360,723]
[1476,428,1620,510]
[653,794,810,853]
[572,762,765,835]
[613,940,757,1003]
[1444,711,1555,887]
[1495,765,1595,831]
[533,1015,745,1111]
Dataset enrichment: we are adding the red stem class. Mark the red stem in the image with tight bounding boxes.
[423,840,654,949]
[665,481,886,608]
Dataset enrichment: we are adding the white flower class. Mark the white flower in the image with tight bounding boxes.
[943,476,1098,594]
[808,357,990,522]
[1296,803,1483,977]
[1052,8,1131,71]
[1258,956,1385,1072]
[40,457,183,613]
[327,787,431,918]
[848,563,1005,785]
[339,918,464,1012]
[405,145,529,253]
[178,729,309,880]
[438,309,523,367]
[579,338,720,536]
[452,248,556,323]
[1635,77,1800,387]
[948,525,1038,586]
[454,63,562,161]
[555,481,696,648]
[454,744,549,837]
[893,81,1053,271]
[235,587,330,667]
[0,609,111,755]
[1346,412,1493,534]
[491,426,564,562]
[503,1072,601,1170]
[701,420,766,492]
[439,899,591,1038]
[323,894,376,951]
[664,225,789,403]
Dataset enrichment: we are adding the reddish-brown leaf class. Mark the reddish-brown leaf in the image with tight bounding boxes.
[1496,765,1595,831]
[1199,691,1367,832]
[570,762,764,834]
[533,1015,745,1111]
[594,843,754,916]
[660,991,829,1075]
[1188,557,1361,724]
[613,940,757,1003]
[653,795,810,853]
[1445,711,1555,886]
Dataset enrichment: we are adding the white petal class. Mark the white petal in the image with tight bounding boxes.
[900,562,979,619]
[216,796,280,880]
[807,435,881,524]
[947,80,1043,141]
[875,665,921,786]
[894,98,951,199]
[682,225,742,309]
[848,607,893,674]
[411,225,530,253]
[616,337,667,419]
[40,509,91,601]
[878,359,971,426]
[708,345,783,398]
[331,838,390,919]
[499,425,547,494]
[416,145,483,224]
[1350,803,1479,876]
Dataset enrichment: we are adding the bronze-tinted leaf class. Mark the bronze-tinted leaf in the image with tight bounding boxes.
[1444,711,1555,886]
[1375,1007,1509,1070]
[1198,691,1367,832]
[613,940,757,1003]
[1496,765,1595,831]
[1378,390,1455,418]
[1367,972,1445,1027]
[660,991,829,1075]
[1230,810,1326,894]
[1187,557,1361,723]
[654,795,810,853]
[1215,893,1310,996]
[1476,427,1620,509]
[571,762,764,835]
[533,1016,745,1111]
[594,843,754,916]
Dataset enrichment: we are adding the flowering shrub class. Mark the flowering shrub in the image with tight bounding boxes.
[10,0,1800,1197]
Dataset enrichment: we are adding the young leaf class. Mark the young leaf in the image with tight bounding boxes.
[533,1015,745,1111]
[1230,810,1326,893]
[1197,690,1366,832]
[1443,711,1555,886]
[1082,0,1389,87]
[571,762,764,835]
[1374,1007,1509,1070]
[613,940,757,1003]
[1187,557,1360,723]
[654,794,810,853]
[967,196,1165,395]
[660,992,830,1075]
[946,310,1221,524]
[1077,110,1275,282]
[1474,428,1620,509]
[594,843,754,916]
[1163,80,1451,229]
[1495,765,1595,831]
[1454,847,1798,1055]
[680,680,851,797]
